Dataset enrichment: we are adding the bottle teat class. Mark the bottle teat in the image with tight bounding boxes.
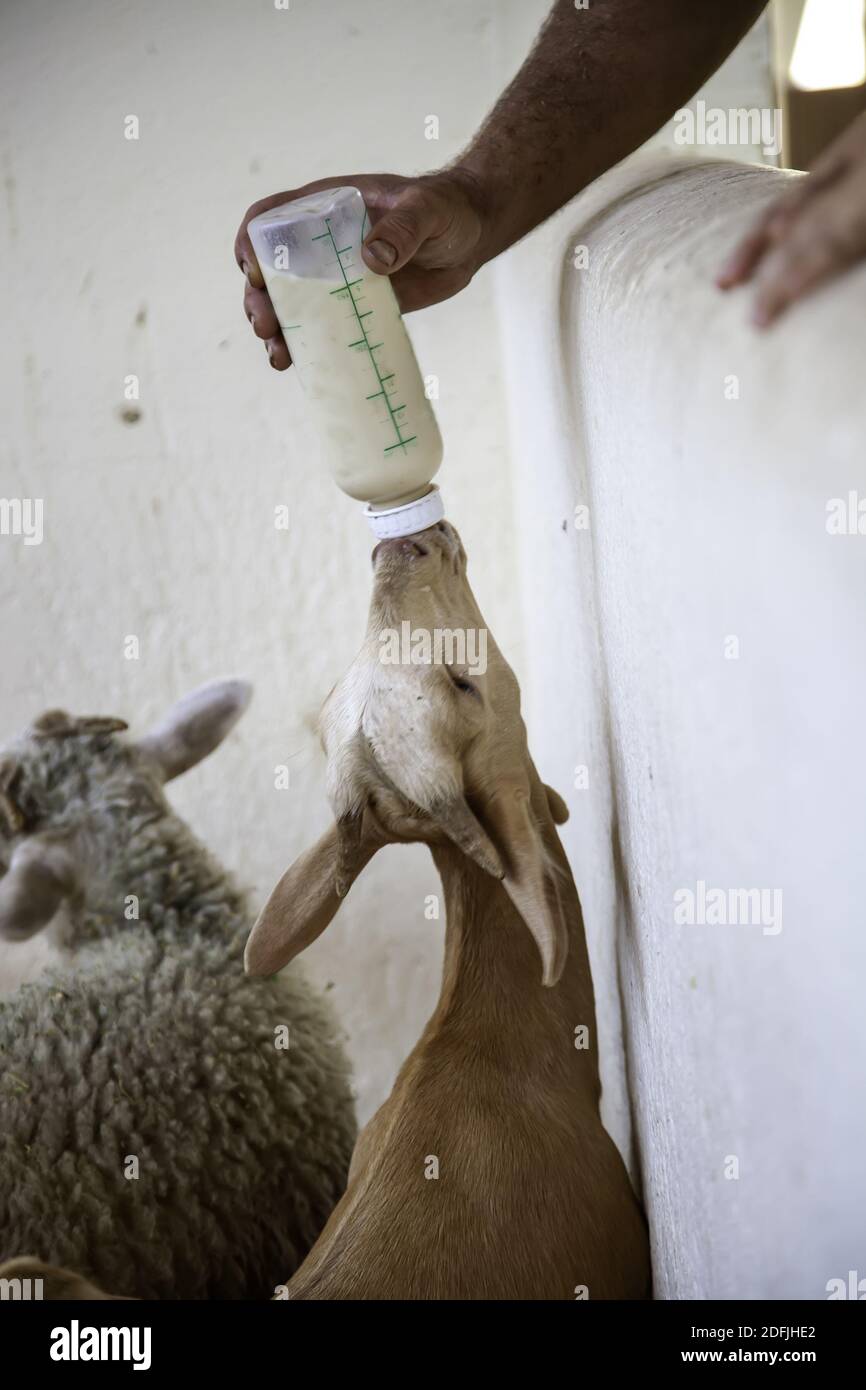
[364,485,445,539]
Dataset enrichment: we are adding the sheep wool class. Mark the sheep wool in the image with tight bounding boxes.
[0,683,357,1299]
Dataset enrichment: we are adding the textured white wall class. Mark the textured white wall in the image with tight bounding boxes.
[599,160,865,1300]
[488,6,863,1299]
[0,0,524,1124]
[507,145,866,1300]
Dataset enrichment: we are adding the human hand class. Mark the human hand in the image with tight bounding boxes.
[235,170,488,369]
[717,111,866,326]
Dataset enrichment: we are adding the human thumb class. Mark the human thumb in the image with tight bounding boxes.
[362,188,438,275]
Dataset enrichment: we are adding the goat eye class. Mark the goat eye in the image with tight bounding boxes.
[447,670,478,697]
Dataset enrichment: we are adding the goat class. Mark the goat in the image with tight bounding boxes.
[246,523,651,1299]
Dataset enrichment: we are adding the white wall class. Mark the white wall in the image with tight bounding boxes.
[0,0,524,1124]
[553,155,866,1300]
[490,1,866,1296]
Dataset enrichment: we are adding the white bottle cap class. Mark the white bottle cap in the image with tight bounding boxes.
[364,486,445,539]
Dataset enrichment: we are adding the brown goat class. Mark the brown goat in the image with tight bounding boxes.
[246,521,651,1300]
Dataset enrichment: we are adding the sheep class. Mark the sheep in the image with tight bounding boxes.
[246,522,652,1300]
[0,679,356,1300]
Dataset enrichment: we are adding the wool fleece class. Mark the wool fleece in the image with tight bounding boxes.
[0,685,356,1299]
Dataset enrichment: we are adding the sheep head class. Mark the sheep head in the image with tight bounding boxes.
[0,679,251,944]
[246,522,571,986]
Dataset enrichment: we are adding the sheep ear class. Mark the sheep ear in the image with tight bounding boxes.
[136,679,252,781]
[245,821,380,977]
[0,837,78,941]
[483,781,571,988]
[0,758,24,834]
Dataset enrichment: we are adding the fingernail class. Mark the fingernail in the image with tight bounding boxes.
[365,239,397,267]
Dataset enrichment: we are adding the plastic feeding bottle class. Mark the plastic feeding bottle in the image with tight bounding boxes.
[248,186,444,539]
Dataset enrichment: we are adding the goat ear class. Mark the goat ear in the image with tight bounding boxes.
[431,796,504,880]
[136,678,252,781]
[0,837,78,941]
[544,784,570,825]
[245,820,380,977]
[483,781,571,988]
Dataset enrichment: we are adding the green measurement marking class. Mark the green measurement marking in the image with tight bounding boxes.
[329,278,363,294]
[384,436,417,453]
[321,215,415,456]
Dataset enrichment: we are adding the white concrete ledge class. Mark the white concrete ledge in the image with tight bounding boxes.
[503,155,866,1299]
[564,158,866,1299]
